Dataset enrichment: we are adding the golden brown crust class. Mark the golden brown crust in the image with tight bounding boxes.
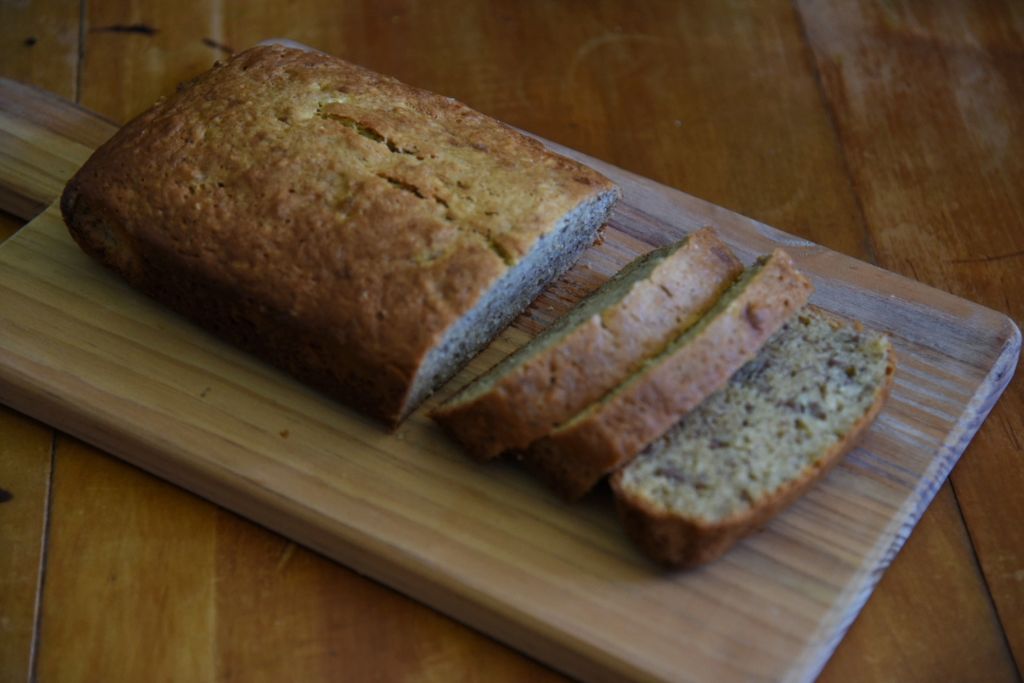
[60,44,617,424]
[610,353,896,568]
[523,249,814,500]
[432,228,743,460]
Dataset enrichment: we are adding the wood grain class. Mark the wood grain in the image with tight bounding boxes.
[0,1,1021,680]
[211,512,565,683]
[818,484,1019,682]
[796,1,1024,670]
[35,436,560,682]
[80,0,226,123]
[0,80,113,220]
[0,406,52,683]
[0,5,75,679]
[0,0,78,100]
[0,1,85,220]
[35,436,218,682]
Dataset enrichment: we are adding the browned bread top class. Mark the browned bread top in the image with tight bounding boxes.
[432,228,743,460]
[61,44,618,424]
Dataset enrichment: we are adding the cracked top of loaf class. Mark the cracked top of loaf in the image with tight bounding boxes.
[61,44,616,423]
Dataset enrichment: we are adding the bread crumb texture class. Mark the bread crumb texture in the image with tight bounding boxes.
[433,228,743,459]
[617,309,892,522]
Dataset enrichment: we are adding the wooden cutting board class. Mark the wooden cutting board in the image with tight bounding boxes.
[0,78,1018,683]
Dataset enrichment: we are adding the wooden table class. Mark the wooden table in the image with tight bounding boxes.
[1,2,1021,681]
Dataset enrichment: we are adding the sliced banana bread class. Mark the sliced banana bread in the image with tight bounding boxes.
[431,228,743,460]
[523,249,813,500]
[612,309,895,568]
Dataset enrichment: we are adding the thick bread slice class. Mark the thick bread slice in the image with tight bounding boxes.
[524,249,813,500]
[611,308,895,567]
[59,44,619,426]
[431,228,743,460]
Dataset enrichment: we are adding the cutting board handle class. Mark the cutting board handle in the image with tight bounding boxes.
[0,78,117,220]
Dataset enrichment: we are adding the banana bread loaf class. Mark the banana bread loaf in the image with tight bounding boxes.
[60,44,619,425]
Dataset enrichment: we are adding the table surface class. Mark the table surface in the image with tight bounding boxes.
[1,2,1021,682]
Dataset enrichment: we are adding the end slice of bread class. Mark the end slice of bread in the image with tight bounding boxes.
[523,249,813,500]
[611,308,895,568]
[432,228,743,459]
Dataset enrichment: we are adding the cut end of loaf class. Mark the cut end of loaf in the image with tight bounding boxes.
[404,187,620,423]
[612,308,895,568]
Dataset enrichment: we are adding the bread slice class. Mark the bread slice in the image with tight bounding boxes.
[523,249,813,500]
[611,308,895,567]
[431,228,743,460]
[59,44,619,425]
